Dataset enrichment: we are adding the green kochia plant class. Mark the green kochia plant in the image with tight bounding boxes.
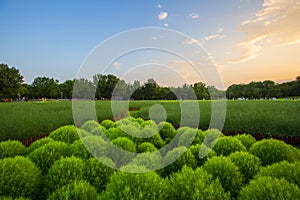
[49,125,79,144]
[45,156,86,197]
[0,156,42,200]
[28,141,72,174]
[48,181,98,200]
[0,140,27,159]
[99,170,168,200]
[28,137,54,153]
[238,176,300,200]
[229,151,262,184]
[168,166,230,200]
[85,157,116,193]
[256,161,300,188]
[213,136,246,156]
[203,156,243,198]
[234,134,256,150]
[250,138,300,166]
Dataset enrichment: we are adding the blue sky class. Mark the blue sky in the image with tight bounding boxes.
[1,0,299,87]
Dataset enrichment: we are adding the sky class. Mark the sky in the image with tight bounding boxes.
[1,0,300,88]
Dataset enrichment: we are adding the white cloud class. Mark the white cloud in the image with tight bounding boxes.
[231,0,300,63]
[157,4,162,8]
[164,23,169,27]
[205,34,220,41]
[112,62,121,70]
[182,38,202,45]
[158,11,168,20]
[189,13,200,19]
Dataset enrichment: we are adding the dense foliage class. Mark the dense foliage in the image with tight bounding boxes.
[1,117,300,199]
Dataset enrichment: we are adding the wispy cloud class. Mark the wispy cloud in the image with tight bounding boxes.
[231,0,300,63]
[157,4,162,9]
[158,11,168,20]
[189,13,200,19]
[164,23,169,27]
[182,38,202,45]
[204,28,225,41]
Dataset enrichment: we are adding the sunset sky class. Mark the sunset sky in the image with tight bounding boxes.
[1,0,299,88]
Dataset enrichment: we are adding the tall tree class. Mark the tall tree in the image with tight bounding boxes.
[0,64,24,99]
[31,76,59,98]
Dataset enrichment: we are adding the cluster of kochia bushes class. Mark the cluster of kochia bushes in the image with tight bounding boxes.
[0,117,300,200]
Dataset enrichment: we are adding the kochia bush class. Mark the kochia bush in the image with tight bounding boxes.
[99,171,168,200]
[229,151,262,183]
[48,181,98,200]
[100,119,116,129]
[157,121,176,142]
[28,137,54,153]
[81,120,100,132]
[45,156,86,197]
[213,136,246,156]
[109,137,136,167]
[0,140,27,159]
[203,156,243,198]
[0,156,42,199]
[250,138,299,166]
[256,161,300,188]
[85,157,115,192]
[238,176,300,200]
[28,141,72,174]
[49,125,79,144]
[189,144,217,167]
[234,134,256,150]
[137,142,157,153]
[168,166,230,200]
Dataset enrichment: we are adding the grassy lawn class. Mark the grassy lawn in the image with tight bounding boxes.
[0,100,299,140]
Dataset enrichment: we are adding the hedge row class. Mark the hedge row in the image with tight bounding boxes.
[0,117,300,199]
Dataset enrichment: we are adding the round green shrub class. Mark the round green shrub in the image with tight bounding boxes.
[109,137,136,167]
[143,131,165,148]
[203,156,243,198]
[104,127,126,140]
[77,128,93,138]
[85,157,115,192]
[192,129,206,145]
[162,147,197,177]
[190,144,217,167]
[0,140,27,159]
[28,141,72,174]
[48,181,98,200]
[234,134,256,150]
[131,151,163,171]
[81,135,108,159]
[70,139,91,160]
[177,127,197,147]
[0,156,42,199]
[238,176,300,200]
[49,125,79,144]
[45,156,86,197]
[130,117,144,125]
[100,119,116,129]
[99,171,168,200]
[168,166,230,200]
[229,151,262,183]
[213,136,246,156]
[157,121,176,141]
[249,138,299,166]
[90,126,106,137]
[28,137,54,153]
[141,119,158,130]
[202,129,224,148]
[256,161,300,188]
[137,142,157,153]
[81,120,100,132]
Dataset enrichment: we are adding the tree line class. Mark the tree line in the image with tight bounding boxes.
[0,63,299,101]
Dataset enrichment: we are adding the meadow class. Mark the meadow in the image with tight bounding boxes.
[0,100,299,141]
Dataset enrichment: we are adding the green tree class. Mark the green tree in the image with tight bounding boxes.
[59,79,74,99]
[0,64,24,99]
[31,76,59,98]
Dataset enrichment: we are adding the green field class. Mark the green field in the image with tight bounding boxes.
[0,100,299,141]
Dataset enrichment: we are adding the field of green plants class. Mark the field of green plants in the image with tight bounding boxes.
[0,100,299,141]
[1,117,300,199]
